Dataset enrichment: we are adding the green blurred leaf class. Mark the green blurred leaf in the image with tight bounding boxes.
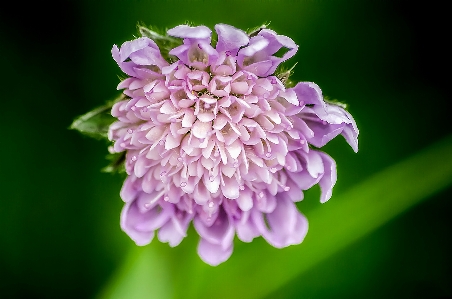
[97,246,174,299]
[97,135,452,299]
[186,135,452,299]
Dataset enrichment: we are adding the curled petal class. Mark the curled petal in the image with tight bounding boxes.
[317,152,337,203]
[158,212,193,247]
[252,196,308,248]
[194,208,234,250]
[197,238,233,266]
[167,25,212,39]
[215,24,250,54]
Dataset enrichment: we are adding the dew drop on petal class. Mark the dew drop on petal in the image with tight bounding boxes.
[286,165,292,170]
[177,157,183,162]
[180,182,187,187]
[127,129,133,134]
[265,152,272,158]
[131,156,137,162]
[144,203,152,209]
[284,186,291,191]
[239,185,245,191]
[120,142,126,148]
[164,196,170,201]
[209,175,215,182]
[258,192,264,198]
[208,201,214,208]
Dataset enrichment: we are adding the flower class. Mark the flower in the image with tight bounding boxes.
[108,24,358,266]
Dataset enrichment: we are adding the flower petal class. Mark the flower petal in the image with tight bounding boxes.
[167,25,212,39]
[215,24,249,53]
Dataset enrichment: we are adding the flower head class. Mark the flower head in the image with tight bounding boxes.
[108,24,358,265]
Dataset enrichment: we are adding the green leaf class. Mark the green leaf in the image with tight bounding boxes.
[70,94,124,140]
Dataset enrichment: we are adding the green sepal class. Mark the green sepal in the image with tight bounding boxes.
[102,152,126,174]
[247,22,271,37]
[324,96,348,109]
[275,62,298,88]
[69,94,125,140]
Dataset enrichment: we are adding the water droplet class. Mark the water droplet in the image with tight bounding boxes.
[120,142,126,148]
[144,202,151,209]
[265,152,272,158]
[177,157,183,162]
[180,182,187,187]
[131,156,137,162]
[284,186,291,191]
[258,192,264,198]
[209,175,215,182]
[239,185,245,191]
[127,129,133,134]
[164,196,170,201]
[247,75,253,80]
[208,201,214,208]
[270,167,277,172]
[160,171,167,177]
[286,165,292,170]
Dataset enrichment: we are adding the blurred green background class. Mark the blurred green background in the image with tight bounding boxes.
[1,0,450,298]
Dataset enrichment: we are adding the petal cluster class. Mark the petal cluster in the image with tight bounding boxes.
[109,24,358,265]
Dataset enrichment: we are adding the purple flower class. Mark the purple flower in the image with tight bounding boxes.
[109,24,358,265]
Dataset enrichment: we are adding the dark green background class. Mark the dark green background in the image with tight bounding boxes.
[1,0,450,298]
